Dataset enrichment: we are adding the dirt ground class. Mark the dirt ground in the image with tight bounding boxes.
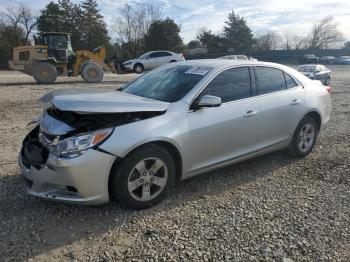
[0,66,349,261]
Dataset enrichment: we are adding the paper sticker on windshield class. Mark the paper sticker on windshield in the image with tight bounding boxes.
[185,67,209,76]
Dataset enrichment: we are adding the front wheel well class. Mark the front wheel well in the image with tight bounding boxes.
[305,111,321,131]
[108,141,183,198]
[134,63,144,69]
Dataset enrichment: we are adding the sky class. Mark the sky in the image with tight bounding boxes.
[1,0,350,43]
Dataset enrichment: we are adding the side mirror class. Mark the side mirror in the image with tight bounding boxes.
[146,56,151,59]
[195,95,221,109]
[314,70,320,74]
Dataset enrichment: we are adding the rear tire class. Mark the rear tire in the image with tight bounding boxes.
[288,116,318,158]
[81,63,104,83]
[32,62,58,84]
[109,145,175,209]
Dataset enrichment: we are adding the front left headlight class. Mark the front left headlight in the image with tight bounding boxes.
[50,128,113,158]
[123,61,132,66]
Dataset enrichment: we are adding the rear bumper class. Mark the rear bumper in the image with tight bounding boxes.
[19,148,116,205]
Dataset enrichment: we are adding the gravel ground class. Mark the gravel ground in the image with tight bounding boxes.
[0,66,349,262]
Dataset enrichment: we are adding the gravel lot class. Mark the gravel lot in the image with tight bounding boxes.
[0,66,349,262]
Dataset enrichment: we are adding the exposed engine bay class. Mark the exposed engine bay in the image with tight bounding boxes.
[46,107,164,138]
[22,107,165,168]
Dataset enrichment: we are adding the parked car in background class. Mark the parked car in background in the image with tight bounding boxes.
[300,54,319,64]
[320,56,336,64]
[297,64,331,85]
[122,51,185,73]
[19,59,331,209]
[219,55,249,60]
[335,56,350,65]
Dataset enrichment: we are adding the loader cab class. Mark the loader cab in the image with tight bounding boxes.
[40,32,74,63]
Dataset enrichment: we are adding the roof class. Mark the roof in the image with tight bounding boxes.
[175,59,282,69]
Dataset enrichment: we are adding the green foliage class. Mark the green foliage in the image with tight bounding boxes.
[196,28,226,53]
[223,11,255,52]
[187,40,201,49]
[37,0,109,50]
[144,18,184,52]
[80,0,109,49]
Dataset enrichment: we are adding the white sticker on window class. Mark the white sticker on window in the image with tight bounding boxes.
[185,67,209,76]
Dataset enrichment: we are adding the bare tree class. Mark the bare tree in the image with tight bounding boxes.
[113,3,161,57]
[256,31,282,50]
[307,16,344,49]
[282,31,304,50]
[0,4,36,46]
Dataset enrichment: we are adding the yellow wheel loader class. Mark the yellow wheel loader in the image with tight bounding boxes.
[9,32,118,84]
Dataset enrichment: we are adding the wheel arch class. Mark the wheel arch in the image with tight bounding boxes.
[134,62,144,68]
[107,140,183,198]
[304,110,322,132]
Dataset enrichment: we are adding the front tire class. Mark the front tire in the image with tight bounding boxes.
[109,145,175,209]
[133,63,144,74]
[81,62,104,83]
[288,116,318,158]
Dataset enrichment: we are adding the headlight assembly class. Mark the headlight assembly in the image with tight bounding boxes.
[123,61,132,66]
[49,128,113,158]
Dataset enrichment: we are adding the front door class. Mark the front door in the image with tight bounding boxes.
[184,66,259,174]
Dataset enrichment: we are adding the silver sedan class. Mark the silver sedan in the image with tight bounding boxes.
[19,60,331,209]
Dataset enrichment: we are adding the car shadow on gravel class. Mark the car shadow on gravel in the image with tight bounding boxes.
[1,150,297,260]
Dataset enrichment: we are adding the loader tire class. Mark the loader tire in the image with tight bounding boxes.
[32,62,58,84]
[81,63,104,83]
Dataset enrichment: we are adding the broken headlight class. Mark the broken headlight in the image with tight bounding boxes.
[51,128,113,158]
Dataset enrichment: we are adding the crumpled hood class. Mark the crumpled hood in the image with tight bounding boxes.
[39,89,169,113]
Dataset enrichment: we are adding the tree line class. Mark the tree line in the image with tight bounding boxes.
[0,0,349,65]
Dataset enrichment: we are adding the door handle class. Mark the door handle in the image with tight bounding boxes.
[291,99,301,105]
[244,110,258,117]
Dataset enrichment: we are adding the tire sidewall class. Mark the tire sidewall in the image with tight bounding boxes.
[289,116,318,157]
[81,63,104,83]
[32,62,58,84]
[110,145,176,209]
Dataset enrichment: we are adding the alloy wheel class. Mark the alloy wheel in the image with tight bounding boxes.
[297,123,315,152]
[127,157,168,201]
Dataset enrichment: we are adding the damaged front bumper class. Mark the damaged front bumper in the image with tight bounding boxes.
[19,127,116,205]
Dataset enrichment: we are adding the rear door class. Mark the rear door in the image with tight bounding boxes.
[253,66,305,149]
[185,66,260,173]
[158,51,173,64]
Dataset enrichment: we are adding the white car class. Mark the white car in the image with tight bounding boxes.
[19,60,331,209]
[122,51,185,73]
[219,55,249,60]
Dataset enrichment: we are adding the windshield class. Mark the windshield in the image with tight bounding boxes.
[44,35,68,49]
[123,65,212,102]
[139,53,149,59]
[298,65,315,73]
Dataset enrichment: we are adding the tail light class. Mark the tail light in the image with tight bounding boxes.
[325,85,332,93]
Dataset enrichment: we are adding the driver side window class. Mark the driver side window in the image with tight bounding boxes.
[201,67,252,103]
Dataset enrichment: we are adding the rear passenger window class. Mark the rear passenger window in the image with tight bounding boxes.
[158,52,172,57]
[256,67,286,94]
[202,67,251,103]
[284,73,298,88]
